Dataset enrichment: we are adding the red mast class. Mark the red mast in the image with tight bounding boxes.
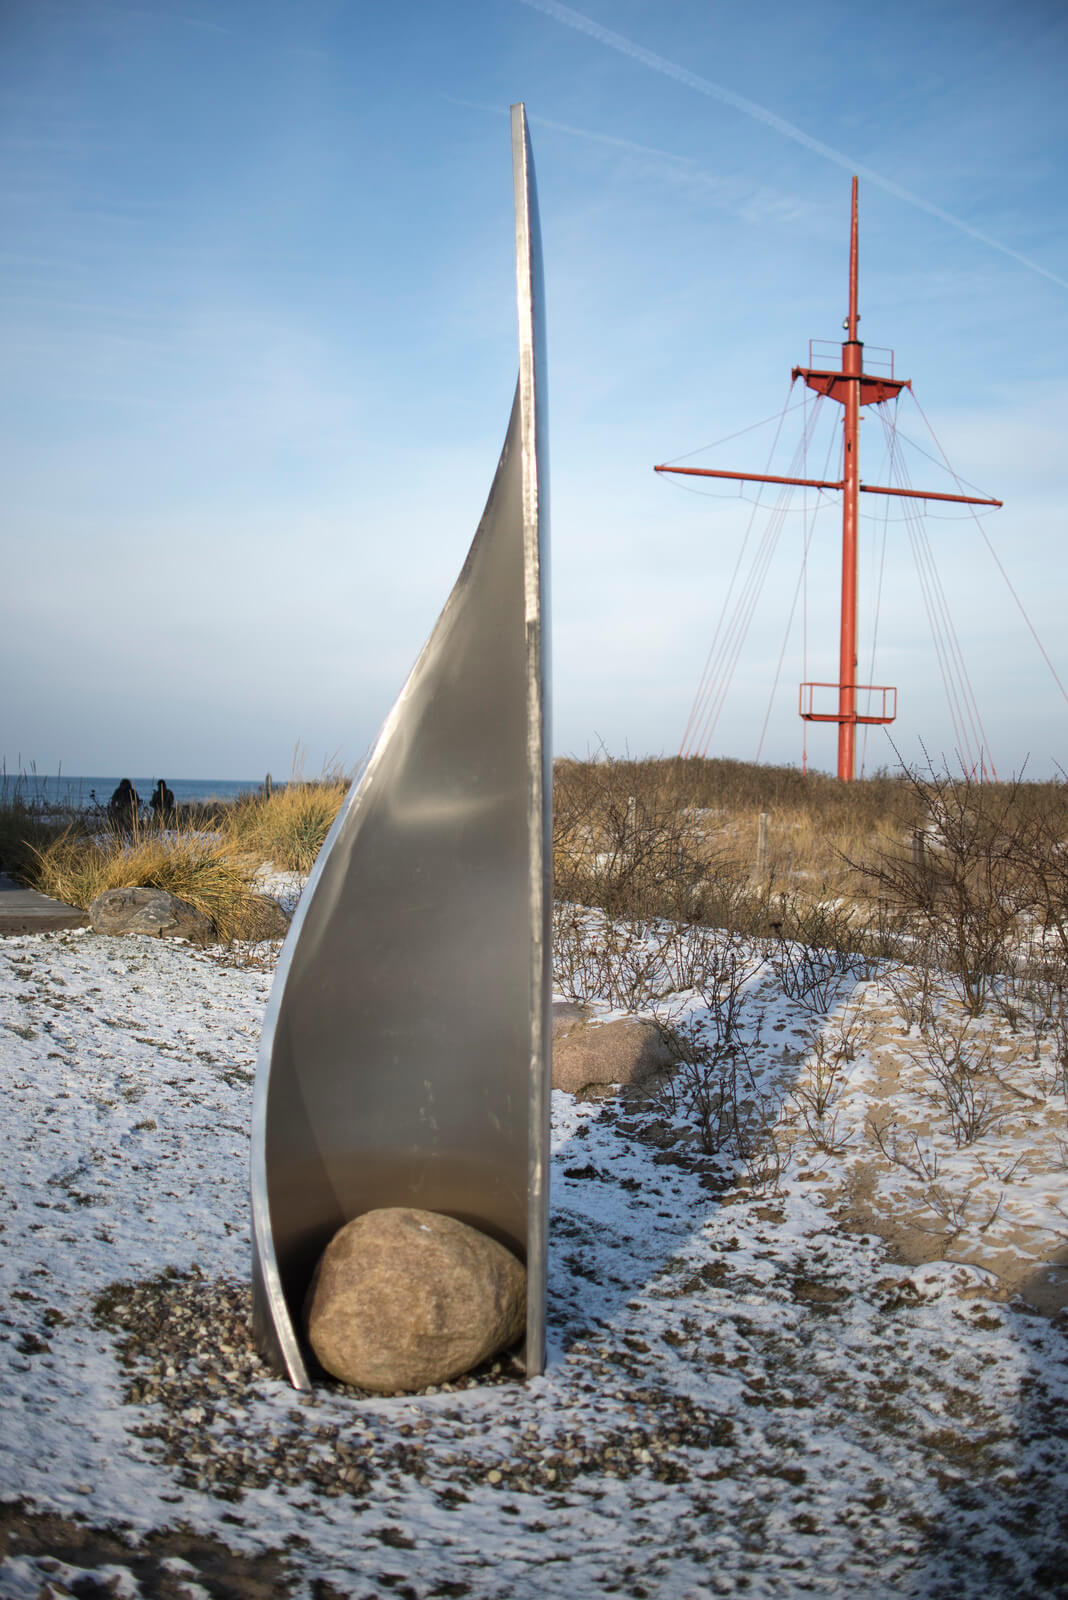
[655,179,1002,781]
[837,176,862,781]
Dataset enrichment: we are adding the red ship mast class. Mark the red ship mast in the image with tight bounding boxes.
[655,178,1003,780]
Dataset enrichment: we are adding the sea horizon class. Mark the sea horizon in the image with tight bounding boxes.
[0,774,271,809]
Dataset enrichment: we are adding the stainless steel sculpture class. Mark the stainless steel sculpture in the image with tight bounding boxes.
[251,104,551,1391]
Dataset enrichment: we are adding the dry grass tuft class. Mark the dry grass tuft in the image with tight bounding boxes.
[4,770,351,943]
[222,779,349,873]
[0,799,70,883]
[30,822,270,942]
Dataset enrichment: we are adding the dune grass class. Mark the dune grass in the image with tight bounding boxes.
[29,821,274,942]
[222,778,349,873]
[0,798,71,885]
[552,755,1068,963]
[16,776,353,942]
[8,753,1068,958]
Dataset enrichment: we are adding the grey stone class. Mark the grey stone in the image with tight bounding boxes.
[552,1015,677,1096]
[89,886,213,941]
[305,1207,526,1393]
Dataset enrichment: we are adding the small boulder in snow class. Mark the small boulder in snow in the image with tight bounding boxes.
[552,1013,677,1095]
[89,886,213,941]
[305,1207,526,1393]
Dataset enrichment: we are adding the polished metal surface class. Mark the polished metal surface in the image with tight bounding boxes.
[251,103,550,1390]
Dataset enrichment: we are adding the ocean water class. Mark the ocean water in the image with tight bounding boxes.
[0,775,270,810]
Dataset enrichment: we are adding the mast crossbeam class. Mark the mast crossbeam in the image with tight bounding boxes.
[654,464,1001,508]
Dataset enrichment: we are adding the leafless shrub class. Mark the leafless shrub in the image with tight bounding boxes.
[830,1003,875,1063]
[767,898,865,1013]
[655,1016,778,1162]
[849,764,1053,1017]
[741,1127,791,1194]
[786,1018,867,1154]
[551,906,674,1011]
[1025,975,1068,1110]
[906,1015,1001,1147]
[915,1183,1005,1246]
[866,1113,941,1183]
[553,755,724,925]
[551,906,763,1025]
[692,934,763,1046]
[660,1050,743,1157]
[882,955,938,1036]
[552,753,1068,1169]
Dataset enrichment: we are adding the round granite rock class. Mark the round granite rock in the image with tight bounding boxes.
[89,886,213,941]
[305,1207,526,1393]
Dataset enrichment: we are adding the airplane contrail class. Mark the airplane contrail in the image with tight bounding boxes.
[516,0,1068,292]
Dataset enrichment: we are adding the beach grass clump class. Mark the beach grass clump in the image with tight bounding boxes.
[0,798,71,883]
[30,822,269,942]
[223,778,349,873]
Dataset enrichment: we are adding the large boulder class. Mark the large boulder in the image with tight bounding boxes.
[552,1012,677,1095]
[89,886,213,941]
[305,1207,526,1393]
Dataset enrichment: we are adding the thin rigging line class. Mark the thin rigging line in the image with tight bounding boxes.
[908,391,1068,710]
[688,397,826,756]
[897,452,985,764]
[756,509,817,765]
[659,390,805,466]
[860,406,897,776]
[679,380,803,753]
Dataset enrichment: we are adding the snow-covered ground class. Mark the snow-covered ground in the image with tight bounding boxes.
[1,906,1066,1599]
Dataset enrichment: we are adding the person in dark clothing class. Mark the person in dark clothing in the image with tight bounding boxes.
[108,778,140,827]
[150,779,175,819]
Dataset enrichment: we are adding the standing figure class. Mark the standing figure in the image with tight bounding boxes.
[107,778,140,828]
[150,779,175,820]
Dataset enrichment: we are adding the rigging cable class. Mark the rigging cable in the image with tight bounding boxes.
[908,390,1068,713]
[658,394,809,468]
[887,412,996,777]
[687,391,828,757]
[755,509,818,765]
[677,379,802,756]
[757,385,840,767]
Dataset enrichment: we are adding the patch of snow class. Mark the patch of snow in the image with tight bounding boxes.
[0,920,1065,1598]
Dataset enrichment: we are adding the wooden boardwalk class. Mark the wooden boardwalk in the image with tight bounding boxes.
[0,873,88,935]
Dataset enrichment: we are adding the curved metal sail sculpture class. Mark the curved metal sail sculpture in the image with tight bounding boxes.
[251,104,551,1391]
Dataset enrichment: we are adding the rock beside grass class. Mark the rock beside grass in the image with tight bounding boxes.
[552,1013,677,1096]
[89,887,213,941]
[305,1207,526,1393]
[241,895,290,940]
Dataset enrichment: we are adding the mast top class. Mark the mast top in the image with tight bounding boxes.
[846,175,859,343]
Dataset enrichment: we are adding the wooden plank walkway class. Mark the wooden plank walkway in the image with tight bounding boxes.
[0,873,89,935]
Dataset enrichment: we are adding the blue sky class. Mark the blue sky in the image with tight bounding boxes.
[2,0,1066,779]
